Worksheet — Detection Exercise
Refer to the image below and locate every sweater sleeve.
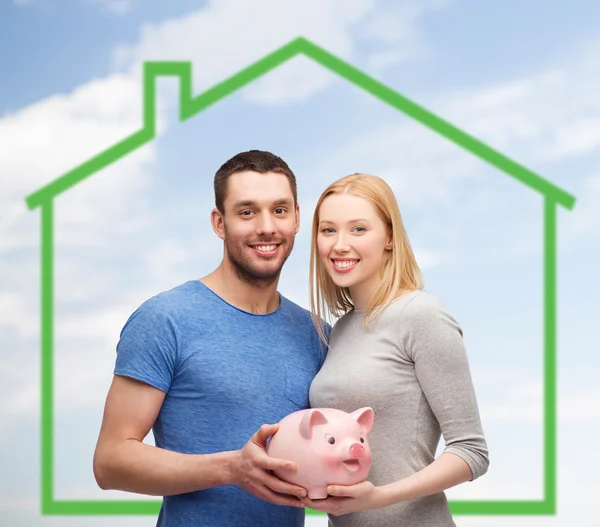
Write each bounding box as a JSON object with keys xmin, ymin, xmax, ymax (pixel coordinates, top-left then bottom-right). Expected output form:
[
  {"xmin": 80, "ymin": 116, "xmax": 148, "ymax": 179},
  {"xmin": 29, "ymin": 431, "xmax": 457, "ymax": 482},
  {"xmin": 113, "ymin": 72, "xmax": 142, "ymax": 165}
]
[{"xmin": 399, "ymin": 293, "xmax": 490, "ymax": 481}]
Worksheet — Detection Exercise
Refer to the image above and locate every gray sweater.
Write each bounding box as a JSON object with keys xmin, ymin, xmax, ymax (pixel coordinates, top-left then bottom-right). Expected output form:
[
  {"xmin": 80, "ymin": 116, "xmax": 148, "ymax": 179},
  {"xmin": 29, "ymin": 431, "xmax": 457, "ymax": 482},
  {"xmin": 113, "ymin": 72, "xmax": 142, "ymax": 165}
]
[{"xmin": 309, "ymin": 290, "xmax": 489, "ymax": 527}]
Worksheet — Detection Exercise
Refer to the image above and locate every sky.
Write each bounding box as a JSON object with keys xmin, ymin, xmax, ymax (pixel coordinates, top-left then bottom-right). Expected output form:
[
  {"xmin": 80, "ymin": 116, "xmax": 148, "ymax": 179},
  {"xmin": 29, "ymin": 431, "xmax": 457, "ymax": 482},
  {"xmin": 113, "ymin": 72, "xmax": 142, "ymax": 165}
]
[{"xmin": 1, "ymin": 1, "xmax": 600, "ymax": 526}]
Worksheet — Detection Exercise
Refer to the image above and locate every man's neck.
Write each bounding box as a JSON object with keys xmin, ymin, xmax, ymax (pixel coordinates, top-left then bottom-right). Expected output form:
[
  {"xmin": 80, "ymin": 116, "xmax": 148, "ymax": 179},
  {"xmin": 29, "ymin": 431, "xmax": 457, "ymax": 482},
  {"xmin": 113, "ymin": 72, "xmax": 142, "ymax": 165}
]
[{"xmin": 200, "ymin": 262, "xmax": 281, "ymax": 315}]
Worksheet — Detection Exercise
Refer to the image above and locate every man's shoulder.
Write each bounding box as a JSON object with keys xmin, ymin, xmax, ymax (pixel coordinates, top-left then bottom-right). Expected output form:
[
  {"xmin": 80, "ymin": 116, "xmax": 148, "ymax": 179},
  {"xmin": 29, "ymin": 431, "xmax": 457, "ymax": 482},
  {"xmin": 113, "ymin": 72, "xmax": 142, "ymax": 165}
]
[
  {"xmin": 130, "ymin": 280, "xmax": 203, "ymax": 319},
  {"xmin": 279, "ymin": 295, "xmax": 331, "ymax": 343},
  {"xmin": 279, "ymin": 294, "xmax": 311, "ymax": 317},
  {"xmin": 279, "ymin": 294, "xmax": 323, "ymax": 329}
]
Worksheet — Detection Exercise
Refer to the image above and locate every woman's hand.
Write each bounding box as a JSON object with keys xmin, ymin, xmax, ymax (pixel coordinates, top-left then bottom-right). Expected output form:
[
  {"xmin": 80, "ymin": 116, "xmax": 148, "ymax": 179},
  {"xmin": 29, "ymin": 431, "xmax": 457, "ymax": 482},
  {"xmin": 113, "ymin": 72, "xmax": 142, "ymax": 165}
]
[{"xmin": 300, "ymin": 481, "xmax": 389, "ymax": 516}]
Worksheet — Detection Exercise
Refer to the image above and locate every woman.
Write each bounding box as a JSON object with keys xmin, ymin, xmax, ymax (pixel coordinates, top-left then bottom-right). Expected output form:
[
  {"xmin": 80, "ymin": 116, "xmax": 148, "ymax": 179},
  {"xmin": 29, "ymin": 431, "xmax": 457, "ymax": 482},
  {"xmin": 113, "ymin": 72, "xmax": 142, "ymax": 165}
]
[{"xmin": 304, "ymin": 174, "xmax": 489, "ymax": 526}]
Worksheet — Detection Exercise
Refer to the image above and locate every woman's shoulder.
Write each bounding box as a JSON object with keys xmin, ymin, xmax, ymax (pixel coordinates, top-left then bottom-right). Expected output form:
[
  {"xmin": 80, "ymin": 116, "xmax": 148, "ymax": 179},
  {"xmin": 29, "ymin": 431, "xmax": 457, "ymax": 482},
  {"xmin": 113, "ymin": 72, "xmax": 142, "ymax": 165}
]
[
  {"xmin": 387, "ymin": 289, "xmax": 446, "ymax": 316},
  {"xmin": 383, "ymin": 289, "xmax": 460, "ymax": 329},
  {"xmin": 329, "ymin": 290, "xmax": 455, "ymax": 334}
]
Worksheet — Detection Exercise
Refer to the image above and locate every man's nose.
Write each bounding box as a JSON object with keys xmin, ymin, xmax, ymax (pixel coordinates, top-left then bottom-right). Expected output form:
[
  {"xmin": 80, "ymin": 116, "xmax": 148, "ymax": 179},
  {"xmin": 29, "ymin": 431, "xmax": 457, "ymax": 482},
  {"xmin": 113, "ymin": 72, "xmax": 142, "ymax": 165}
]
[{"xmin": 256, "ymin": 212, "xmax": 276, "ymax": 235}]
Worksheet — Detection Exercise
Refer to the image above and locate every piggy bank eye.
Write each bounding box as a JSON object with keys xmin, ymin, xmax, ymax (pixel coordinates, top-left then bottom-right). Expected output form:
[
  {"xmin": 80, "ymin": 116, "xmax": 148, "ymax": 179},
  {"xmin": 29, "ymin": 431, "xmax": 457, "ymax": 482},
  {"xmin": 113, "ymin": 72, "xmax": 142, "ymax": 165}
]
[
  {"xmin": 326, "ymin": 434, "xmax": 336, "ymax": 445},
  {"xmin": 360, "ymin": 437, "xmax": 365, "ymax": 443}
]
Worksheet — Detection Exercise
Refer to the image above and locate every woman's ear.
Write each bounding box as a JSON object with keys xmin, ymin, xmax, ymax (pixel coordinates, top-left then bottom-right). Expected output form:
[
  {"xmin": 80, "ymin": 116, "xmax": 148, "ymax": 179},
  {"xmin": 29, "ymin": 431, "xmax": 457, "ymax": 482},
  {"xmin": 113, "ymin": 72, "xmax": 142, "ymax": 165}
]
[{"xmin": 385, "ymin": 227, "xmax": 393, "ymax": 251}]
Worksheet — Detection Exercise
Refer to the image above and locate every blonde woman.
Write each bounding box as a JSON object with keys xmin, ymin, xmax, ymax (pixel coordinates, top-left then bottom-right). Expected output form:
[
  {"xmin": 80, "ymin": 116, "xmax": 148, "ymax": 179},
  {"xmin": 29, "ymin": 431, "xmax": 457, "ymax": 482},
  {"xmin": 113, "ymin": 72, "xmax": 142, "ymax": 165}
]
[{"xmin": 303, "ymin": 174, "xmax": 489, "ymax": 526}]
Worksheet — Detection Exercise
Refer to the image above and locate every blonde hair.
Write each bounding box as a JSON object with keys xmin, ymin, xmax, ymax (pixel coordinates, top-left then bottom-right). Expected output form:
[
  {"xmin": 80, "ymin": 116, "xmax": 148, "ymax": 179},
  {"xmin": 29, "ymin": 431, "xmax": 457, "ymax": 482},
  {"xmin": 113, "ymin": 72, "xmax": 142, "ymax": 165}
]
[{"xmin": 309, "ymin": 173, "xmax": 422, "ymax": 345}]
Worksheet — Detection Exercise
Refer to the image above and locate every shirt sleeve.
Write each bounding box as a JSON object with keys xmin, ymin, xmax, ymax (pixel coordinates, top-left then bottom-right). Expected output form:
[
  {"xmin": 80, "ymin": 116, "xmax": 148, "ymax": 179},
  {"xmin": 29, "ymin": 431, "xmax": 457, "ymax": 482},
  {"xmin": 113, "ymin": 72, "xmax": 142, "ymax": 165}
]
[
  {"xmin": 113, "ymin": 296, "xmax": 178, "ymax": 393},
  {"xmin": 400, "ymin": 293, "xmax": 490, "ymax": 481}
]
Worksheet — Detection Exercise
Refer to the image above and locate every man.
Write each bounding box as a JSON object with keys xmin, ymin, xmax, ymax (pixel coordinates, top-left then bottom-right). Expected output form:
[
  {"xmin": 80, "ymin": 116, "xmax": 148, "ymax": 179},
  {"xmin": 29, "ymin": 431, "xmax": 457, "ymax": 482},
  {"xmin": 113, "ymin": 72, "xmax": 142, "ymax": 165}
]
[{"xmin": 93, "ymin": 150, "xmax": 327, "ymax": 526}]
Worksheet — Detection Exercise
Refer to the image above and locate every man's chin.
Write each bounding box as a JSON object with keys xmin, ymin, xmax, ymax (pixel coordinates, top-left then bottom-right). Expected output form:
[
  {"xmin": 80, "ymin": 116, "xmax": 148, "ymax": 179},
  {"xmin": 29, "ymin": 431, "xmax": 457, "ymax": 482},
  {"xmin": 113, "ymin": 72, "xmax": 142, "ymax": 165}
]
[
  {"xmin": 248, "ymin": 265, "xmax": 283, "ymax": 280},
  {"xmin": 230, "ymin": 260, "xmax": 284, "ymax": 283}
]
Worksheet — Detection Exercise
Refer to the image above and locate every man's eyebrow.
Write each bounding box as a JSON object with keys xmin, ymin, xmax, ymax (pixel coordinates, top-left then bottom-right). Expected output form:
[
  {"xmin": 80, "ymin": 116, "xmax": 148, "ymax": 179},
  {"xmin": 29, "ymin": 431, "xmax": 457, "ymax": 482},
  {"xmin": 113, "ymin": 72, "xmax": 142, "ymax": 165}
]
[
  {"xmin": 273, "ymin": 198, "xmax": 294, "ymax": 206},
  {"xmin": 232, "ymin": 200, "xmax": 256, "ymax": 208},
  {"xmin": 232, "ymin": 198, "xmax": 294, "ymax": 208}
]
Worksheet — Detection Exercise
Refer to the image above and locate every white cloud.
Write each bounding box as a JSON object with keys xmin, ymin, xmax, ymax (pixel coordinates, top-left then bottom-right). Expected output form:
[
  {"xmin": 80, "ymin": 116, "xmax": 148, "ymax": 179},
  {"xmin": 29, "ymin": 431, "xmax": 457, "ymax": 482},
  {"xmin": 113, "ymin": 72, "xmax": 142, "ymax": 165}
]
[
  {"xmin": 309, "ymin": 37, "xmax": 600, "ymax": 254},
  {"xmin": 0, "ymin": 73, "xmax": 155, "ymax": 219},
  {"xmin": 318, "ymin": 120, "xmax": 482, "ymax": 208},
  {"xmin": 559, "ymin": 386, "xmax": 600, "ymax": 424},
  {"xmin": 566, "ymin": 173, "xmax": 600, "ymax": 236},
  {"xmin": 360, "ymin": 0, "xmax": 450, "ymax": 73},
  {"xmin": 481, "ymin": 380, "xmax": 543, "ymax": 423},
  {"xmin": 434, "ymin": 45, "xmax": 600, "ymax": 244},
  {"xmin": 439, "ymin": 42, "xmax": 600, "ymax": 165},
  {"xmin": 110, "ymin": 0, "xmax": 443, "ymax": 106},
  {"xmin": 0, "ymin": 289, "xmax": 38, "ymax": 340},
  {"xmin": 0, "ymin": 70, "xmax": 170, "ymax": 425},
  {"xmin": 475, "ymin": 377, "xmax": 600, "ymax": 427},
  {"xmin": 91, "ymin": 0, "xmax": 136, "ymax": 15}
]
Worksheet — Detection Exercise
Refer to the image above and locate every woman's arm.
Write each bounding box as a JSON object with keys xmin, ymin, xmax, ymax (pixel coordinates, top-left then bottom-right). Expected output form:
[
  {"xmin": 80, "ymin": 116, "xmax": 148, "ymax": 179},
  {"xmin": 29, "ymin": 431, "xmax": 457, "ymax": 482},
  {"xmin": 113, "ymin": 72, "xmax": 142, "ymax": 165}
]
[
  {"xmin": 375, "ymin": 452, "xmax": 473, "ymax": 506},
  {"xmin": 303, "ymin": 294, "xmax": 489, "ymax": 515},
  {"xmin": 403, "ymin": 294, "xmax": 489, "ymax": 481}
]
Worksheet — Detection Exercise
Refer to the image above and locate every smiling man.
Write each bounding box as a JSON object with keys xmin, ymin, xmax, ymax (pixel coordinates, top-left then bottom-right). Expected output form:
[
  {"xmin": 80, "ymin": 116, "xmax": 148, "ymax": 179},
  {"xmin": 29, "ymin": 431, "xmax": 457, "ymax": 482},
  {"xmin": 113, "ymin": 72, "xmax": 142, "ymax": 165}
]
[{"xmin": 93, "ymin": 150, "xmax": 328, "ymax": 527}]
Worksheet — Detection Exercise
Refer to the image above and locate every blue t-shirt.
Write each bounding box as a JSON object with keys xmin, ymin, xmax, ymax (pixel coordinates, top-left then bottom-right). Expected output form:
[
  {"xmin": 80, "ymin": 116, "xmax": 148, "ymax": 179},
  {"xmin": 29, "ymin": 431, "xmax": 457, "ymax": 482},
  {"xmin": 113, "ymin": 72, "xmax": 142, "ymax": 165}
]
[{"xmin": 114, "ymin": 280, "xmax": 327, "ymax": 527}]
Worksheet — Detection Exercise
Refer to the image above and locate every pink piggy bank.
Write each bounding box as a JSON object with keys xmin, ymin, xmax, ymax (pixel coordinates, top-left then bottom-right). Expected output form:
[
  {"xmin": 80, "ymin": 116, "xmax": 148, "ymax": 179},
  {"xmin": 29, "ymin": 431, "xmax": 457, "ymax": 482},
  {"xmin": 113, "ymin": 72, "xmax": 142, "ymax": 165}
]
[{"xmin": 267, "ymin": 407, "xmax": 374, "ymax": 499}]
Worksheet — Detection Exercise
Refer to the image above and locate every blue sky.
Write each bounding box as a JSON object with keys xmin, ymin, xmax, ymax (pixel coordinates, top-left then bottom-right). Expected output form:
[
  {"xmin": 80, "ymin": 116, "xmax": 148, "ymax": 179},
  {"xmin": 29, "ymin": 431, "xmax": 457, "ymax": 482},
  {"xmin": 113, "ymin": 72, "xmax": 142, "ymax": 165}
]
[
  {"xmin": 1, "ymin": 1, "xmax": 600, "ymax": 526},
  {"xmin": 4, "ymin": 0, "xmax": 600, "ymax": 113}
]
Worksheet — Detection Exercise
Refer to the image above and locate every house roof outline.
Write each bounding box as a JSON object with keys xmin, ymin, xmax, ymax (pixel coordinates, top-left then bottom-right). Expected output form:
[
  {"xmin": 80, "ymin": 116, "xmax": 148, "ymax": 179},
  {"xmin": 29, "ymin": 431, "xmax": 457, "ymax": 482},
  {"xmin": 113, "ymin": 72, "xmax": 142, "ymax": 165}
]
[
  {"xmin": 25, "ymin": 36, "xmax": 575, "ymax": 210},
  {"xmin": 24, "ymin": 36, "xmax": 572, "ymax": 517}
]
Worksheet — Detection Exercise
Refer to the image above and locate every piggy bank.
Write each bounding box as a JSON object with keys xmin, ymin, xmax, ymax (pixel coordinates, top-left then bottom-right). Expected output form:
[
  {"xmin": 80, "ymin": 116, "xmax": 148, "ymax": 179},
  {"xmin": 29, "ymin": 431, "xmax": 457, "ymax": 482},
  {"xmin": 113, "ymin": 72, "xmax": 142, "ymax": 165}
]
[{"xmin": 267, "ymin": 407, "xmax": 374, "ymax": 499}]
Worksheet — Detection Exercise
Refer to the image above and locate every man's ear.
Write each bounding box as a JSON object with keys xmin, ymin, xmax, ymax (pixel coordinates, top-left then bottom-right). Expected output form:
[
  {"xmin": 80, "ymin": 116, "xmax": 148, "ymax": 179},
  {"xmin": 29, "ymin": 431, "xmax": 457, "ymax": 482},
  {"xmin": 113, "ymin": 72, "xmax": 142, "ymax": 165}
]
[
  {"xmin": 211, "ymin": 208, "xmax": 225, "ymax": 241},
  {"xmin": 295, "ymin": 202, "xmax": 300, "ymax": 234}
]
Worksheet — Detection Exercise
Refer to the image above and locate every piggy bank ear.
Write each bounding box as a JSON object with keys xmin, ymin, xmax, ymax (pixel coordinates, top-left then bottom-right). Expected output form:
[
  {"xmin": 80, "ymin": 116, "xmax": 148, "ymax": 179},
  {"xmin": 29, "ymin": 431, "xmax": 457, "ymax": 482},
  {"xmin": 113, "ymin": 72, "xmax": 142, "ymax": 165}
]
[
  {"xmin": 299, "ymin": 409, "xmax": 328, "ymax": 440},
  {"xmin": 351, "ymin": 407, "xmax": 374, "ymax": 435}
]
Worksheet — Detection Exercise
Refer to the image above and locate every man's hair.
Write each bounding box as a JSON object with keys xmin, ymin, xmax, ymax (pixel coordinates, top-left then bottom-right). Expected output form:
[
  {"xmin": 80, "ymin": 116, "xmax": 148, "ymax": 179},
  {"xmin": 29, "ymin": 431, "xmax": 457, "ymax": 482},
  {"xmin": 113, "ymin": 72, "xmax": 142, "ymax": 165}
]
[{"xmin": 214, "ymin": 150, "xmax": 298, "ymax": 213}]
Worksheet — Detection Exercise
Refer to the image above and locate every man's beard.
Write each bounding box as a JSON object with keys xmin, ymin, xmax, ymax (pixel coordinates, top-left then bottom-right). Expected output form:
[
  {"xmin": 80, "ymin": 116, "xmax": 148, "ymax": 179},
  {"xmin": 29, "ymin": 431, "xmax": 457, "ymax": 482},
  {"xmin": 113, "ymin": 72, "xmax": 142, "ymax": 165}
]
[{"xmin": 224, "ymin": 232, "xmax": 294, "ymax": 288}]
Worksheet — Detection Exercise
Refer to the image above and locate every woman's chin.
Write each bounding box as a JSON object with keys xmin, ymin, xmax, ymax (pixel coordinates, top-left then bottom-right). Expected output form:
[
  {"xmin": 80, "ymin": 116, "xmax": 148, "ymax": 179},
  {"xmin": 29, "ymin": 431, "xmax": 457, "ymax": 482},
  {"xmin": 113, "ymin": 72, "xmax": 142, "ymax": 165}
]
[{"xmin": 328, "ymin": 274, "xmax": 356, "ymax": 289}]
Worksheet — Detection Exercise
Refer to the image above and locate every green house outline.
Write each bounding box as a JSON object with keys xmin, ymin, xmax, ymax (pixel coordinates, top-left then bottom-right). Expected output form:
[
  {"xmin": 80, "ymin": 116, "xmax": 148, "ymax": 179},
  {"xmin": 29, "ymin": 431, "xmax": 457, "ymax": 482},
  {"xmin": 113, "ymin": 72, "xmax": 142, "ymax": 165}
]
[{"xmin": 25, "ymin": 36, "xmax": 575, "ymax": 517}]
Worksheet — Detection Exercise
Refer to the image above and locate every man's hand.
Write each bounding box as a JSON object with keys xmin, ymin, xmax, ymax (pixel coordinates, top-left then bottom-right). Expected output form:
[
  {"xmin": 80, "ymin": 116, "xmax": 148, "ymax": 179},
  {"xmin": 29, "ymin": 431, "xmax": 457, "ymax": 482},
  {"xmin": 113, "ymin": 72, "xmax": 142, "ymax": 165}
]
[{"xmin": 230, "ymin": 424, "xmax": 307, "ymax": 508}]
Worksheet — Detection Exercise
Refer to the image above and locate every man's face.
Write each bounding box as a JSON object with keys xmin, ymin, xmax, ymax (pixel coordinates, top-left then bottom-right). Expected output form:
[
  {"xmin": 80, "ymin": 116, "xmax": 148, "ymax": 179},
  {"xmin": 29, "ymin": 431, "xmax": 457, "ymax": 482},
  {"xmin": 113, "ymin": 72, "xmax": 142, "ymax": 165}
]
[{"xmin": 218, "ymin": 171, "xmax": 299, "ymax": 284}]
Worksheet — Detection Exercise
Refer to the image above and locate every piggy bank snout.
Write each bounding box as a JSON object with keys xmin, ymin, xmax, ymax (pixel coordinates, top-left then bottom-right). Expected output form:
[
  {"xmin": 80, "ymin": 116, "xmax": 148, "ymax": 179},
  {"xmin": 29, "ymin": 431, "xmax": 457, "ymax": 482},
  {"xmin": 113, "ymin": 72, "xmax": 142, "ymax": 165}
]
[{"xmin": 348, "ymin": 442, "xmax": 368, "ymax": 458}]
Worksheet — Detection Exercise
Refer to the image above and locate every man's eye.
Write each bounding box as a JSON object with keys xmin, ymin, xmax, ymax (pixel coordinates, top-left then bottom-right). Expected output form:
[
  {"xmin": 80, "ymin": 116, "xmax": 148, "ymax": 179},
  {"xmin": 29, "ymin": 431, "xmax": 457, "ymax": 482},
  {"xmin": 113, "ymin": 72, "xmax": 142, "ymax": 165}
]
[
  {"xmin": 240, "ymin": 211, "xmax": 253, "ymax": 216},
  {"xmin": 275, "ymin": 208, "xmax": 286, "ymax": 214}
]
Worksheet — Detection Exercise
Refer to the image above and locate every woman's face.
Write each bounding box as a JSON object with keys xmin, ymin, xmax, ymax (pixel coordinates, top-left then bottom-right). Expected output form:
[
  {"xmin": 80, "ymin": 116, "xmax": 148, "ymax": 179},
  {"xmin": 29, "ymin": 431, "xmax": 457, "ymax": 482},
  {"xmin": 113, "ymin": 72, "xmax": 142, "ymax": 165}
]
[{"xmin": 317, "ymin": 193, "xmax": 392, "ymax": 308}]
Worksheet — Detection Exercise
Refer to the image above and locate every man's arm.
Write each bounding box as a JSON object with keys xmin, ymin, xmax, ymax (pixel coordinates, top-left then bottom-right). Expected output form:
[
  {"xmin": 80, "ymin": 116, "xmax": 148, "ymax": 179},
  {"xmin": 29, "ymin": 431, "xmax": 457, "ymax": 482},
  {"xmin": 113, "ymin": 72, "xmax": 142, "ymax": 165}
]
[{"xmin": 93, "ymin": 375, "xmax": 307, "ymax": 506}]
